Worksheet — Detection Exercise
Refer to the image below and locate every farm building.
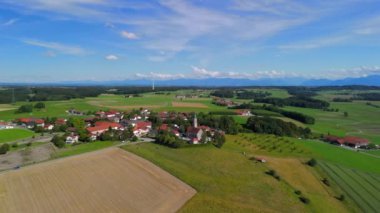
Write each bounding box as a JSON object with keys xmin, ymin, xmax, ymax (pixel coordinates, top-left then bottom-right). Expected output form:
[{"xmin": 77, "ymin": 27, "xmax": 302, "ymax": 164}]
[
  {"xmin": 0, "ymin": 122, "xmax": 14, "ymax": 129},
  {"xmin": 324, "ymin": 135, "xmax": 369, "ymax": 148}
]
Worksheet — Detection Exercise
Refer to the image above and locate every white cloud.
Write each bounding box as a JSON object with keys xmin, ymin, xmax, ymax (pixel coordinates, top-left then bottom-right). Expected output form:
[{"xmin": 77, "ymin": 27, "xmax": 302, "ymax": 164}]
[
  {"xmin": 279, "ymin": 36, "xmax": 350, "ymax": 50},
  {"xmin": 105, "ymin": 54, "xmax": 119, "ymax": 60},
  {"xmin": 120, "ymin": 30, "xmax": 138, "ymax": 39},
  {"xmin": 134, "ymin": 66, "xmax": 294, "ymax": 80},
  {"xmin": 322, "ymin": 66, "xmax": 380, "ymax": 79},
  {"xmin": 2, "ymin": 18, "xmax": 18, "ymax": 26},
  {"xmin": 23, "ymin": 39, "xmax": 87, "ymax": 56}
]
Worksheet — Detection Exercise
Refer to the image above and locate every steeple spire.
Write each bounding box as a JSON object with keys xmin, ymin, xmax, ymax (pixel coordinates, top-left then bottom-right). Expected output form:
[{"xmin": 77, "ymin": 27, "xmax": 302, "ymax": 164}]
[{"xmin": 193, "ymin": 114, "xmax": 198, "ymax": 128}]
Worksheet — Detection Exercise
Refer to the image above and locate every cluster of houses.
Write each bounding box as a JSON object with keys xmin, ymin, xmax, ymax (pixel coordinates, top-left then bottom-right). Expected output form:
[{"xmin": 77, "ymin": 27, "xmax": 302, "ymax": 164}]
[
  {"xmin": 212, "ymin": 97, "xmax": 237, "ymax": 107},
  {"xmin": 324, "ymin": 135, "xmax": 370, "ymax": 149},
  {"xmin": 12, "ymin": 108, "xmax": 223, "ymax": 146},
  {"xmin": 0, "ymin": 122, "xmax": 14, "ymax": 129}
]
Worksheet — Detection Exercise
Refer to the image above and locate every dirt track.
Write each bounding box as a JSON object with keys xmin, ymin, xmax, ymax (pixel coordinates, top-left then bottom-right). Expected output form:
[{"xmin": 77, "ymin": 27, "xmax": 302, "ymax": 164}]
[
  {"xmin": 0, "ymin": 148, "xmax": 196, "ymax": 213},
  {"xmin": 172, "ymin": 102, "xmax": 208, "ymax": 108}
]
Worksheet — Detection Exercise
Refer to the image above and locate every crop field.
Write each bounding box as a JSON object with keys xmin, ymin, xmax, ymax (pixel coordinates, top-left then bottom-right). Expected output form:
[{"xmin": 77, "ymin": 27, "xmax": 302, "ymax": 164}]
[
  {"xmin": 0, "ymin": 148, "xmax": 196, "ymax": 213},
  {"xmin": 283, "ymin": 100, "xmax": 380, "ymax": 144},
  {"xmin": 319, "ymin": 161, "xmax": 380, "ymax": 213},
  {"xmin": 0, "ymin": 104, "xmax": 16, "ymax": 112},
  {"xmin": 0, "ymin": 129, "xmax": 35, "ymax": 143},
  {"xmin": 299, "ymin": 140, "xmax": 380, "ymax": 174},
  {"xmin": 265, "ymin": 157, "xmax": 348, "ymax": 213},
  {"xmin": 227, "ymin": 134, "xmax": 311, "ymax": 157},
  {"xmin": 171, "ymin": 101, "xmax": 208, "ymax": 108}
]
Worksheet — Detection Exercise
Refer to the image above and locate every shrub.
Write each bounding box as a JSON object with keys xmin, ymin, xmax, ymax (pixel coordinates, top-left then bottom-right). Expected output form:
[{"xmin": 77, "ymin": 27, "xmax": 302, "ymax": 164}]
[
  {"xmin": 294, "ymin": 190, "xmax": 302, "ymax": 195},
  {"xmin": 0, "ymin": 143, "xmax": 10, "ymax": 154},
  {"xmin": 322, "ymin": 178, "xmax": 330, "ymax": 186},
  {"xmin": 337, "ymin": 194, "xmax": 345, "ymax": 201},
  {"xmin": 26, "ymin": 142, "xmax": 32, "ymax": 147},
  {"xmin": 299, "ymin": 196, "xmax": 310, "ymax": 204},
  {"xmin": 34, "ymin": 102, "xmax": 46, "ymax": 109},
  {"xmin": 16, "ymin": 104, "xmax": 33, "ymax": 113},
  {"xmin": 307, "ymin": 158, "xmax": 317, "ymax": 167},
  {"xmin": 11, "ymin": 143, "xmax": 18, "ymax": 148}
]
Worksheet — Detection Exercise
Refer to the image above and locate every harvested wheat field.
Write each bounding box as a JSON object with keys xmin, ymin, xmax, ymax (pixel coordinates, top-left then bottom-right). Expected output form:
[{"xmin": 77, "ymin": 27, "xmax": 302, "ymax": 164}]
[
  {"xmin": 172, "ymin": 102, "xmax": 208, "ymax": 108},
  {"xmin": 0, "ymin": 148, "xmax": 196, "ymax": 213}
]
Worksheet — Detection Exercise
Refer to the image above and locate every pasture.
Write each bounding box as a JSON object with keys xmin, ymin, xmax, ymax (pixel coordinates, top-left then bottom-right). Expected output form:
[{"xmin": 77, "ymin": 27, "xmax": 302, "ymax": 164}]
[
  {"xmin": 123, "ymin": 139, "xmax": 349, "ymax": 212},
  {"xmin": 0, "ymin": 148, "xmax": 196, "ymax": 213},
  {"xmin": 319, "ymin": 161, "xmax": 380, "ymax": 213},
  {"xmin": 0, "ymin": 129, "xmax": 35, "ymax": 143},
  {"xmin": 283, "ymin": 100, "xmax": 380, "ymax": 144}
]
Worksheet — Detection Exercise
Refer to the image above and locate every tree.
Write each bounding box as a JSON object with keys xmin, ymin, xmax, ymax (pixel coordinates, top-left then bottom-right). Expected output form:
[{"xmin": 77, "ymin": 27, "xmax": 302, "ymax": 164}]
[
  {"xmin": 51, "ymin": 135, "xmax": 65, "ymax": 148},
  {"xmin": 16, "ymin": 104, "xmax": 33, "ymax": 113},
  {"xmin": 0, "ymin": 143, "xmax": 10, "ymax": 154},
  {"xmin": 34, "ymin": 102, "xmax": 46, "ymax": 109},
  {"xmin": 344, "ymin": 111, "xmax": 348, "ymax": 117},
  {"xmin": 307, "ymin": 158, "xmax": 317, "ymax": 167}
]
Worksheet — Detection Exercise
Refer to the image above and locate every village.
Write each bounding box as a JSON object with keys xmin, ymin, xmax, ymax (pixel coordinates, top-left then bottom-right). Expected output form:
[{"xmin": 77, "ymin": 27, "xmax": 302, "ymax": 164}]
[{"xmin": 3, "ymin": 108, "xmax": 227, "ymax": 147}]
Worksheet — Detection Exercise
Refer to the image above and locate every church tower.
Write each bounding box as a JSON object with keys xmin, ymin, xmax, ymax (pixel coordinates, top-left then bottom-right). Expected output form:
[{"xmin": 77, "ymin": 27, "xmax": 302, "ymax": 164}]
[{"xmin": 193, "ymin": 114, "xmax": 198, "ymax": 128}]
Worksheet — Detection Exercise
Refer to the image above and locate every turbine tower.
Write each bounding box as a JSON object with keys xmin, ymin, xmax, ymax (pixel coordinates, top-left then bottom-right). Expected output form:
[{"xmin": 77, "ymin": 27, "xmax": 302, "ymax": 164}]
[{"xmin": 152, "ymin": 79, "xmax": 155, "ymax": 91}]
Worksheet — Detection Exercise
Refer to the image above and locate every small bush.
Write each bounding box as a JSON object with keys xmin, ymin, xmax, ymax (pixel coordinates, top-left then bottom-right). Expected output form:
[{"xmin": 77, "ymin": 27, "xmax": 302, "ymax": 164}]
[
  {"xmin": 337, "ymin": 194, "xmax": 345, "ymax": 201},
  {"xmin": 299, "ymin": 196, "xmax": 310, "ymax": 204},
  {"xmin": 322, "ymin": 178, "xmax": 330, "ymax": 186},
  {"xmin": 11, "ymin": 143, "xmax": 18, "ymax": 148},
  {"xmin": 0, "ymin": 143, "xmax": 10, "ymax": 155},
  {"xmin": 26, "ymin": 142, "xmax": 32, "ymax": 147},
  {"xmin": 307, "ymin": 158, "xmax": 317, "ymax": 167},
  {"xmin": 294, "ymin": 190, "xmax": 302, "ymax": 195}
]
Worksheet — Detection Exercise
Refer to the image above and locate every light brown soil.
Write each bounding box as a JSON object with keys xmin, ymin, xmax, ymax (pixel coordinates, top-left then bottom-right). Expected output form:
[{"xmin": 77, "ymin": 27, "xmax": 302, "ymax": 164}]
[
  {"xmin": 0, "ymin": 148, "xmax": 196, "ymax": 213},
  {"xmin": 172, "ymin": 102, "xmax": 208, "ymax": 108}
]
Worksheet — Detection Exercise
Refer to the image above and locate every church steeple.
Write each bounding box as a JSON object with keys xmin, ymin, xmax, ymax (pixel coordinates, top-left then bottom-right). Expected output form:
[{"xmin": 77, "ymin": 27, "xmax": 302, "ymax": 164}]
[{"xmin": 193, "ymin": 114, "xmax": 198, "ymax": 128}]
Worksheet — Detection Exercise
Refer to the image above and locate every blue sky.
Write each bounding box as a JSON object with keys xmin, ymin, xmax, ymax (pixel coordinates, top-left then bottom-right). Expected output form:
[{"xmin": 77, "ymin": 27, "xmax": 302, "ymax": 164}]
[{"xmin": 1, "ymin": 0, "xmax": 380, "ymax": 82}]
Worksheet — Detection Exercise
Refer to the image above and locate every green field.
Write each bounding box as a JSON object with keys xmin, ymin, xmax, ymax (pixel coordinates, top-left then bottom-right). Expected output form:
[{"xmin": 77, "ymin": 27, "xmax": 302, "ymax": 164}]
[
  {"xmin": 0, "ymin": 129, "xmax": 35, "ymax": 143},
  {"xmin": 123, "ymin": 137, "xmax": 351, "ymax": 212},
  {"xmin": 51, "ymin": 141, "xmax": 119, "ymax": 158},
  {"xmin": 319, "ymin": 161, "xmax": 380, "ymax": 213},
  {"xmin": 123, "ymin": 142, "xmax": 310, "ymax": 212},
  {"xmin": 283, "ymin": 100, "xmax": 380, "ymax": 144}
]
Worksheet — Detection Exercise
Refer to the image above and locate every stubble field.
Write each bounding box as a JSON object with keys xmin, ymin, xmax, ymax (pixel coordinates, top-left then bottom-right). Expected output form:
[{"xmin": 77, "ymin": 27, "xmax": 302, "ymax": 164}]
[{"xmin": 0, "ymin": 148, "xmax": 196, "ymax": 213}]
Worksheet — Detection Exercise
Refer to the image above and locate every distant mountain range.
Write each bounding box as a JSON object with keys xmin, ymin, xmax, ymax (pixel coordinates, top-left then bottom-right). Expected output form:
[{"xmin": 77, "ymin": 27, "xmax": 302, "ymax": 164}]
[{"xmin": 2, "ymin": 75, "xmax": 380, "ymax": 87}]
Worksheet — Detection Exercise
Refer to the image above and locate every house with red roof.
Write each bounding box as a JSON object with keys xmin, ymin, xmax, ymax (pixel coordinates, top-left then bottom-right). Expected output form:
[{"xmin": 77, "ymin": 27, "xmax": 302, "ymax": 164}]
[
  {"xmin": 324, "ymin": 135, "xmax": 369, "ymax": 148},
  {"xmin": 66, "ymin": 133, "xmax": 79, "ymax": 144},
  {"xmin": 17, "ymin": 118, "xmax": 45, "ymax": 129},
  {"xmin": 186, "ymin": 126, "xmax": 203, "ymax": 144},
  {"xmin": 133, "ymin": 121, "xmax": 152, "ymax": 137},
  {"xmin": 236, "ymin": 109, "xmax": 252, "ymax": 116},
  {"xmin": 86, "ymin": 121, "xmax": 124, "ymax": 139},
  {"xmin": 55, "ymin": 118, "xmax": 67, "ymax": 126},
  {"xmin": 0, "ymin": 122, "xmax": 14, "ymax": 129}
]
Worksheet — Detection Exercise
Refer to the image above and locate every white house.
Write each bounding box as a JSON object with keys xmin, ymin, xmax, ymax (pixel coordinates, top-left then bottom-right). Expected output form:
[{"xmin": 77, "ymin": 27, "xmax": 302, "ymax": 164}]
[{"xmin": 66, "ymin": 134, "xmax": 79, "ymax": 144}]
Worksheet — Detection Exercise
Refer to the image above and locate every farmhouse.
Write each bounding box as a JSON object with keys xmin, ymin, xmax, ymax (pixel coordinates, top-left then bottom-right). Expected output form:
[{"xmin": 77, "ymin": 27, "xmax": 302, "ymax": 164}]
[
  {"xmin": 158, "ymin": 124, "xmax": 180, "ymax": 137},
  {"xmin": 17, "ymin": 118, "xmax": 45, "ymax": 129},
  {"xmin": 324, "ymin": 135, "xmax": 369, "ymax": 148},
  {"xmin": 133, "ymin": 121, "xmax": 152, "ymax": 137},
  {"xmin": 236, "ymin": 109, "xmax": 252, "ymax": 116},
  {"xmin": 55, "ymin": 118, "xmax": 67, "ymax": 126},
  {"xmin": 87, "ymin": 121, "xmax": 124, "ymax": 139},
  {"xmin": 66, "ymin": 133, "xmax": 79, "ymax": 144},
  {"xmin": 0, "ymin": 122, "xmax": 14, "ymax": 129}
]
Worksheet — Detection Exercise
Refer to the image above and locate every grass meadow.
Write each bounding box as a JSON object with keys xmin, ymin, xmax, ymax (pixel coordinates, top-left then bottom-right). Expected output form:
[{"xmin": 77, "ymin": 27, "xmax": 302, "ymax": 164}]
[
  {"xmin": 0, "ymin": 129, "xmax": 35, "ymax": 143},
  {"xmin": 319, "ymin": 161, "xmax": 380, "ymax": 213},
  {"xmin": 123, "ymin": 135, "xmax": 350, "ymax": 212}
]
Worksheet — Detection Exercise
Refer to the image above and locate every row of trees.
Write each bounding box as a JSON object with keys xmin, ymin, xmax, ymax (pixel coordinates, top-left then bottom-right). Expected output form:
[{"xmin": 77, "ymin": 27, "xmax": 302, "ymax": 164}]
[
  {"xmin": 155, "ymin": 131, "xmax": 187, "ymax": 148},
  {"xmin": 16, "ymin": 102, "xmax": 45, "ymax": 113},
  {"xmin": 210, "ymin": 90, "xmax": 234, "ymax": 98},
  {"xmin": 254, "ymin": 96, "xmax": 330, "ymax": 109},
  {"xmin": 236, "ymin": 90, "xmax": 271, "ymax": 99},
  {"xmin": 246, "ymin": 116, "xmax": 311, "ymax": 137},
  {"xmin": 197, "ymin": 113, "xmax": 241, "ymax": 134}
]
